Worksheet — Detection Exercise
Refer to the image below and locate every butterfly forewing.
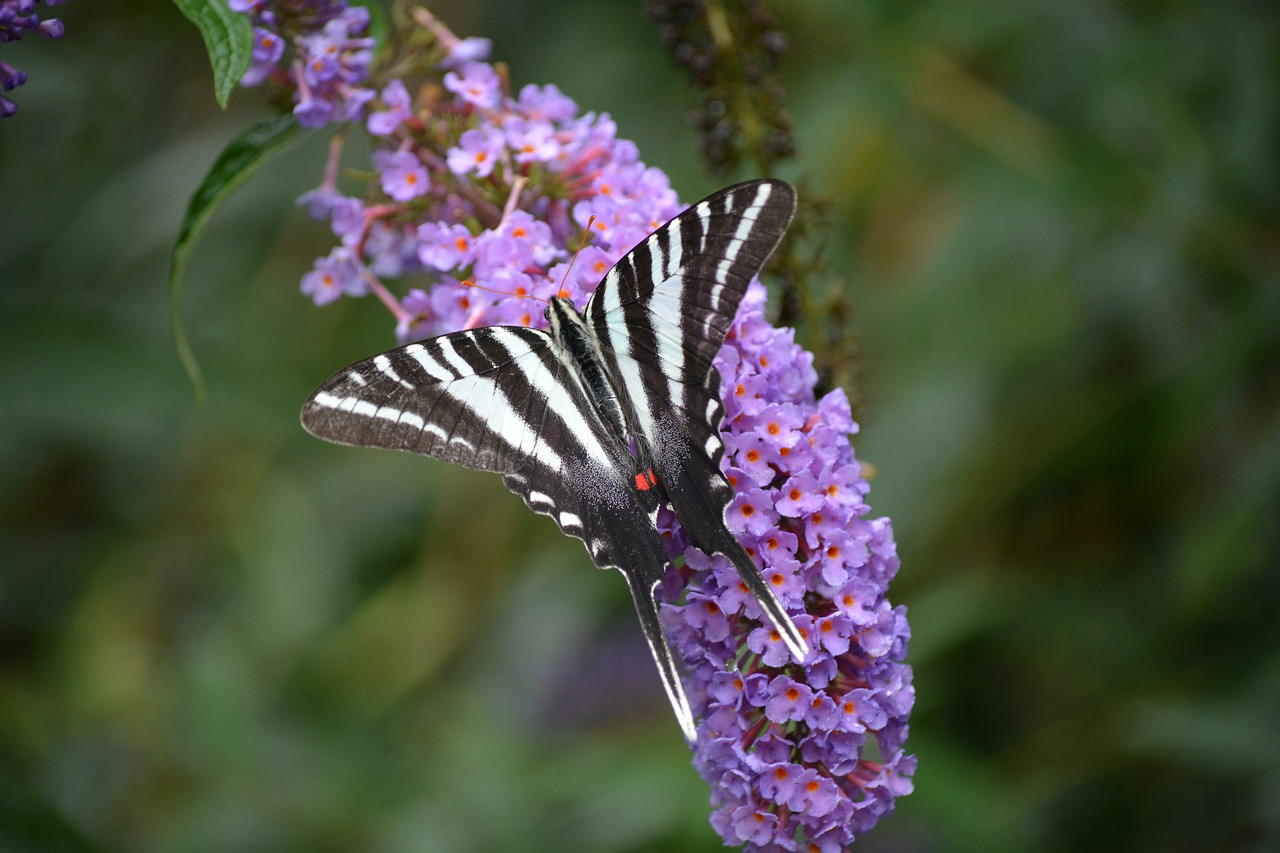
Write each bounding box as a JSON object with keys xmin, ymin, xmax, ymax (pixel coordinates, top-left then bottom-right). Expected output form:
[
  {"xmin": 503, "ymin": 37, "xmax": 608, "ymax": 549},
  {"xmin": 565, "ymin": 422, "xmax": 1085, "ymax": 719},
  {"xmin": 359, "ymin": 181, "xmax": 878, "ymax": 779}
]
[
  {"xmin": 587, "ymin": 180, "xmax": 797, "ymax": 410},
  {"xmin": 306, "ymin": 326, "xmax": 622, "ymax": 542},
  {"xmin": 304, "ymin": 327, "xmax": 550, "ymax": 471}
]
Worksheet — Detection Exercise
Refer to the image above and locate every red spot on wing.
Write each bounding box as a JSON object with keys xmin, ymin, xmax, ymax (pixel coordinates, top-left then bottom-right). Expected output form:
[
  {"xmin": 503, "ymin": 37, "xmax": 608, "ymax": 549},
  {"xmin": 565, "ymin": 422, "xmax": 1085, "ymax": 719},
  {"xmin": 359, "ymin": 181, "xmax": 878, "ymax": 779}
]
[{"xmin": 634, "ymin": 468, "xmax": 658, "ymax": 491}]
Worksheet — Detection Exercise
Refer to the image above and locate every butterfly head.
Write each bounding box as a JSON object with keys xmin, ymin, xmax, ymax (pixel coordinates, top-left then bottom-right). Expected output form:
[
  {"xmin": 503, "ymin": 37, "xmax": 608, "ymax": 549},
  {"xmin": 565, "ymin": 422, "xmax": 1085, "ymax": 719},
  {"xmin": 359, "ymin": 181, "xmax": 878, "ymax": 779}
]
[{"xmin": 544, "ymin": 295, "xmax": 579, "ymax": 331}]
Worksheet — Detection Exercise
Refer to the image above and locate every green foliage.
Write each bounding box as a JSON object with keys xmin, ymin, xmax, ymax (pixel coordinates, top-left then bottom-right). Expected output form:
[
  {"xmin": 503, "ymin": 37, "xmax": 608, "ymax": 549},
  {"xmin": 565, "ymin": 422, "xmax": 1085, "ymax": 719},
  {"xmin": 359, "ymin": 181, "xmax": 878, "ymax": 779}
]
[
  {"xmin": 172, "ymin": 0, "xmax": 255, "ymax": 108},
  {"xmin": 170, "ymin": 113, "xmax": 302, "ymax": 402}
]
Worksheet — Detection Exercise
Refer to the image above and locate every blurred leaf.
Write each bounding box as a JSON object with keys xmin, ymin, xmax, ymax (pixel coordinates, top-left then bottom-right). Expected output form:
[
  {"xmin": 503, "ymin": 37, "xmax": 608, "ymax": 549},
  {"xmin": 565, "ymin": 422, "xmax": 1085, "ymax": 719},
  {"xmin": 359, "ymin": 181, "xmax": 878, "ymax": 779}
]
[
  {"xmin": 0, "ymin": 764, "xmax": 109, "ymax": 853},
  {"xmin": 899, "ymin": 571, "xmax": 1009, "ymax": 665},
  {"xmin": 169, "ymin": 113, "xmax": 302, "ymax": 403},
  {"xmin": 171, "ymin": 0, "xmax": 254, "ymax": 108}
]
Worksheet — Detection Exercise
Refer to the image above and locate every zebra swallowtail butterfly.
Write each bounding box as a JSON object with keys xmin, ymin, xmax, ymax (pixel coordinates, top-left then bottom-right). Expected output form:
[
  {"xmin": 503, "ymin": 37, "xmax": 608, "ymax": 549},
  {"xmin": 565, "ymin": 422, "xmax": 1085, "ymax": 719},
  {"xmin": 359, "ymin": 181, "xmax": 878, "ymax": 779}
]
[{"xmin": 302, "ymin": 180, "xmax": 808, "ymax": 741}]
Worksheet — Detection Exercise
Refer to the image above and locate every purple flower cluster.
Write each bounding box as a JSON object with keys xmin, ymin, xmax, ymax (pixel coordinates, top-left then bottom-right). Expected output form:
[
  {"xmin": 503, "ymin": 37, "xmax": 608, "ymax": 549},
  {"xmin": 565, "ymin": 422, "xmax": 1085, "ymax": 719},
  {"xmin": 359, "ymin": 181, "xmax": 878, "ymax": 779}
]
[
  {"xmin": 231, "ymin": 0, "xmax": 373, "ymax": 127},
  {"xmin": 234, "ymin": 5, "xmax": 914, "ymax": 847},
  {"xmin": 278, "ymin": 26, "xmax": 682, "ymax": 344},
  {"xmin": 655, "ymin": 284, "xmax": 915, "ymax": 851},
  {"xmin": 0, "ymin": 0, "xmax": 66, "ymax": 118}
]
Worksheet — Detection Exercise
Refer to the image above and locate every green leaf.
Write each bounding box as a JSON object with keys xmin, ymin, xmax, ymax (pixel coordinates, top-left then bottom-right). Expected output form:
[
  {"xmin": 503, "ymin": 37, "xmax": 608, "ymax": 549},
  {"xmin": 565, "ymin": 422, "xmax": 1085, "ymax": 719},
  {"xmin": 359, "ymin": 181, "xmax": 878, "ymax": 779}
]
[
  {"xmin": 172, "ymin": 0, "xmax": 254, "ymax": 108},
  {"xmin": 170, "ymin": 113, "xmax": 303, "ymax": 402}
]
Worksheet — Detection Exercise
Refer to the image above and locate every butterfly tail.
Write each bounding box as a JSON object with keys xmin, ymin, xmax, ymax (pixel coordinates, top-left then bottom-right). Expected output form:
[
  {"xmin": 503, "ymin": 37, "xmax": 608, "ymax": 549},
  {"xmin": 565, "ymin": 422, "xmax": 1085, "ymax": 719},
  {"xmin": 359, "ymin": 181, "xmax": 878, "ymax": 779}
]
[
  {"xmin": 620, "ymin": 563, "xmax": 698, "ymax": 742},
  {"xmin": 652, "ymin": 431, "xmax": 811, "ymax": 663},
  {"xmin": 718, "ymin": 537, "xmax": 809, "ymax": 662}
]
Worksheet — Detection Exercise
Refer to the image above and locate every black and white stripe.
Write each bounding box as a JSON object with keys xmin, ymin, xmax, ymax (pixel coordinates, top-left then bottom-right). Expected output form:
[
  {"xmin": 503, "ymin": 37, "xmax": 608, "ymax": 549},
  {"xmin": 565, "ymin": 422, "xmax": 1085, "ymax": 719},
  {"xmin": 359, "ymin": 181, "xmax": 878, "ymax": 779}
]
[{"xmin": 302, "ymin": 180, "xmax": 802, "ymax": 741}]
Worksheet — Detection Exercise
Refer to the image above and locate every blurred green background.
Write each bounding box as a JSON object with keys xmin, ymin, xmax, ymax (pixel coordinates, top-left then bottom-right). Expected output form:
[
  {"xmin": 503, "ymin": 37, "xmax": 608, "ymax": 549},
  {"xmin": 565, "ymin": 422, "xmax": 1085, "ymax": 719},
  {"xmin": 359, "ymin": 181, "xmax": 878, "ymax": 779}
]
[{"xmin": 3, "ymin": 1, "xmax": 1278, "ymax": 851}]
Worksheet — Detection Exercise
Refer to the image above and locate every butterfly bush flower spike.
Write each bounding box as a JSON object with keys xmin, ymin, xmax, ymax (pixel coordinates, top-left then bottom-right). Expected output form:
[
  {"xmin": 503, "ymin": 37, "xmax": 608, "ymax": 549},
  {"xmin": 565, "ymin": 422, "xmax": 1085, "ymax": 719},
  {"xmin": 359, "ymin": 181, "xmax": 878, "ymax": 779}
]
[
  {"xmin": 660, "ymin": 285, "xmax": 916, "ymax": 850},
  {"xmin": 232, "ymin": 3, "xmax": 914, "ymax": 847}
]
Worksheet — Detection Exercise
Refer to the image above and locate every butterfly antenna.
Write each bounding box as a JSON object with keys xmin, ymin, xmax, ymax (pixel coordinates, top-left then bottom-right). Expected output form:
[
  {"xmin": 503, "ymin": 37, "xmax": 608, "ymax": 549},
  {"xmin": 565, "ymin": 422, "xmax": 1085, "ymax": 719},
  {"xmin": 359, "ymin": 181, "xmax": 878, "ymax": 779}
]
[
  {"xmin": 462, "ymin": 278, "xmax": 549, "ymax": 306},
  {"xmin": 553, "ymin": 214, "xmax": 597, "ymax": 300}
]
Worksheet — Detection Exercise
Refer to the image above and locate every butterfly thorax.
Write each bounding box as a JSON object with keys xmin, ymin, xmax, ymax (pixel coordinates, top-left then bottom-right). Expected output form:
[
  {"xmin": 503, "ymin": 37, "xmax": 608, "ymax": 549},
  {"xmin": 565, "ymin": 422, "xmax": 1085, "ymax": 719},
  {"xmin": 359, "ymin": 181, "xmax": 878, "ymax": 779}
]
[{"xmin": 545, "ymin": 296, "xmax": 631, "ymax": 450}]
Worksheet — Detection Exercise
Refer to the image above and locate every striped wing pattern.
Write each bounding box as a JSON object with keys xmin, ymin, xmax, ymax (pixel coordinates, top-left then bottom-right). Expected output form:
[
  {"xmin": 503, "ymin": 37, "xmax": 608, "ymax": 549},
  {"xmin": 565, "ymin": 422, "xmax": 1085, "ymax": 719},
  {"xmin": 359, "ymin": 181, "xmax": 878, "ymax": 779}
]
[
  {"xmin": 302, "ymin": 180, "xmax": 801, "ymax": 742},
  {"xmin": 303, "ymin": 326, "xmax": 695, "ymax": 736},
  {"xmin": 586, "ymin": 180, "xmax": 804, "ymax": 662},
  {"xmin": 301, "ymin": 324, "xmax": 672, "ymax": 582}
]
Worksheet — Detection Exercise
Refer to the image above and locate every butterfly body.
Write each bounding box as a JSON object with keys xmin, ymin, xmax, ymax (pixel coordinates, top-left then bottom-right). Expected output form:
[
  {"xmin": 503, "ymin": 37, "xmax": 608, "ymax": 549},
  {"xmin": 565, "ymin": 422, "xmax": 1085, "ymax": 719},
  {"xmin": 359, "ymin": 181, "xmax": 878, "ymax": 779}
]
[
  {"xmin": 545, "ymin": 295, "xmax": 634, "ymax": 453},
  {"xmin": 303, "ymin": 180, "xmax": 807, "ymax": 741}
]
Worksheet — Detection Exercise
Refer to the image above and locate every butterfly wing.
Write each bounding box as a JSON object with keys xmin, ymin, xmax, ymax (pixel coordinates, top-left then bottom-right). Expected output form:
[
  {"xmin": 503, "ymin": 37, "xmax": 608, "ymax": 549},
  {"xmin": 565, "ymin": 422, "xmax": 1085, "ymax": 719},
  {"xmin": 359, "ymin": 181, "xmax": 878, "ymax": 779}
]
[
  {"xmin": 303, "ymin": 327, "xmax": 555, "ymax": 471},
  {"xmin": 584, "ymin": 179, "xmax": 808, "ymax": 660},
  {"xmin": 301, "ymin": 325, "xmax": 697, "ymax": 740}
]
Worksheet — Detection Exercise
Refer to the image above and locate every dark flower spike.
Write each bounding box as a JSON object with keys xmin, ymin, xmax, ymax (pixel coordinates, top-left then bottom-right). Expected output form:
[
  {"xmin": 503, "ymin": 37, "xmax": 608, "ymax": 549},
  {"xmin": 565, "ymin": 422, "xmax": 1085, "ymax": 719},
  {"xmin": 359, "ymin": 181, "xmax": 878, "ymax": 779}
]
[{"xmin": 0, "ymin": 0, "xmax": 66, "ymax": 117}]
